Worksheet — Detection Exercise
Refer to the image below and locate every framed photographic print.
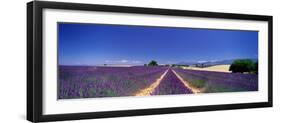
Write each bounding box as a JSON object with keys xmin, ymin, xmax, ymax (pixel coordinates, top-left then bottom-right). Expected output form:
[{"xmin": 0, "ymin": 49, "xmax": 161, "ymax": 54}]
[{"xmin": 27, "ymin": 1, "xmax": 273, "ymax": 122}]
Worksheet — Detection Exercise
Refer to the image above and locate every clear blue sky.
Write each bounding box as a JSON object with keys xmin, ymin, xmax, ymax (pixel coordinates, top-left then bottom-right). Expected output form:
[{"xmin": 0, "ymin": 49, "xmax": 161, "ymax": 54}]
[{"xmin": 58, "ymin": 23, "xmax": 258, "ymax": 66}]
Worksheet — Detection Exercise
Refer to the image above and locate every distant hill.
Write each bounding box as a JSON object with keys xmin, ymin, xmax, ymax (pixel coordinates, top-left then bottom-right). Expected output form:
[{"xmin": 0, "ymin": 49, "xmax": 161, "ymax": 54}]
[
  {"xmin": 177, "ymin": 61, "xmax": 197, "ymax": 65},
  {"xmin": 177, "ymin": 58, "xmax": 258, "ymax": 67}
]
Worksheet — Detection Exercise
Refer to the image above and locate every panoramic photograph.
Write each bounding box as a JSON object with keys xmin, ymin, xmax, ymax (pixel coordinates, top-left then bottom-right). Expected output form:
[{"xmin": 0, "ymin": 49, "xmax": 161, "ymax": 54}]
[{"xmin": 58, "ymin": 23, "xmax": 258, "ymax": 99}]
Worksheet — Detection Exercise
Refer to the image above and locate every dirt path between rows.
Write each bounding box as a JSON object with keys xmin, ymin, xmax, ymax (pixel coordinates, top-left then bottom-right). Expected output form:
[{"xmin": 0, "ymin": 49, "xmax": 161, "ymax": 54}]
[
  {"xmin": 135, "ymin": 69, "xmax": 169, "ymax": 96},
  {"xmin": 135, "ymin": 68, "xmax": 199, "ymax": 96},
  {"xmin": 171, "ymin": 70, "xmax": 201, "ymax": 93}
]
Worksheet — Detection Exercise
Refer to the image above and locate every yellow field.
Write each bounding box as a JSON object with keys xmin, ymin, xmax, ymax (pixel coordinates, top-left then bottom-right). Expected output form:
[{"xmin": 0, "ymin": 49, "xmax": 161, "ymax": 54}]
[{"xmin": 183, "ymin": 65, "xmax": 231, "ymax": 73}]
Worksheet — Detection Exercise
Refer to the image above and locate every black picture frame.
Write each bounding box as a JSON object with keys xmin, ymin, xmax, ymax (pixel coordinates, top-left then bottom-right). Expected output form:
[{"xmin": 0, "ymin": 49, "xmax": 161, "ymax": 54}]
[{"xmin": 27, "ymin": 1, "xmax": 273, "ymax": 122}]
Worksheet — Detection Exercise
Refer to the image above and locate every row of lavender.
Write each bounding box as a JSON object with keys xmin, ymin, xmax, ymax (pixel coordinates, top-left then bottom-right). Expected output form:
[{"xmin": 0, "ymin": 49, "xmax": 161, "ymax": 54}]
[
  {"xmin": 173, "ymin": 68, "xmax": 258, "ymax": 93},
  {"xmin": 152, "ymin": 69, "xmax": 193, "ymax": 95},
  {"xmin": 59, "ymin": 66, "xmax": 167, "ymax": 99}
]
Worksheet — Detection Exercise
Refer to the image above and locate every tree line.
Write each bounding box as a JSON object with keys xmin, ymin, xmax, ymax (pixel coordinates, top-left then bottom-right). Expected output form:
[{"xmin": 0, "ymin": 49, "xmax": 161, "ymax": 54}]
[{"xmin": 229, "ymin": 59, "xmax": 258, "ymax": 74}]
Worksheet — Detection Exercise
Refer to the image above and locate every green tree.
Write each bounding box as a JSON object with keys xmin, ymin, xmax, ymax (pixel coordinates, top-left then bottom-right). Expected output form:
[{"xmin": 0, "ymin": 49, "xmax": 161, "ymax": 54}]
[
  {"xmin": 229, "ymin": 59, "xmax": 255, "ymax": 73},
  {"xmin": 148, "ymin": 60, "xmax": 158, "ymax": 66}
]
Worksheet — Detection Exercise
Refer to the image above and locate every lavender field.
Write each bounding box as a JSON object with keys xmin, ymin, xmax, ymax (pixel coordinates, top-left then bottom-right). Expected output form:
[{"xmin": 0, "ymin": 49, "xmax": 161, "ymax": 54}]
[
  {"xmin": 58, "ymin": 66, "xmax": 258, "ymax": 99},
  {"xmin": 58, "ymin": 66, "xmax": 167, "ymax": 99},
  {"xmin": 173, "ymin": 68, "xmax": 258, "ymax": 93}
]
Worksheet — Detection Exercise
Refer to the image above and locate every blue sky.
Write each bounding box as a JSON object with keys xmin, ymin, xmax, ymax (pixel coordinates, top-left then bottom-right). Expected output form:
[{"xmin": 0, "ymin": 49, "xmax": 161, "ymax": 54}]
[{"xmin": 58, "ymin": 23, "xmax": 258, "ymax": 66}]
